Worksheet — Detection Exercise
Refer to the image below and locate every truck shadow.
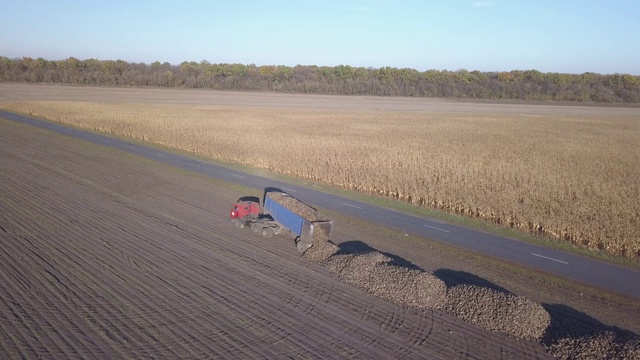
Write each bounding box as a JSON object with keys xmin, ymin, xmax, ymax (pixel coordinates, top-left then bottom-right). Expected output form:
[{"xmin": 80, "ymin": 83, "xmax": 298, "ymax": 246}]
[
  {"xmin": 337, "ymin": 240, "xmax": 423, "ymax": 271},
  {"xmin": 237, "ymin": 196, "xmax": 260, "ymax": 203}
]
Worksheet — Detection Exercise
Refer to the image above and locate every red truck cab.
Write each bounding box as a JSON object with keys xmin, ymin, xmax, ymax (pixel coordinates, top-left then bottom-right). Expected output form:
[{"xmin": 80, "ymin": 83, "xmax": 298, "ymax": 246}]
[{"xmin": 230, "ymin": 201, "xmax": 260, "ymax": 222}]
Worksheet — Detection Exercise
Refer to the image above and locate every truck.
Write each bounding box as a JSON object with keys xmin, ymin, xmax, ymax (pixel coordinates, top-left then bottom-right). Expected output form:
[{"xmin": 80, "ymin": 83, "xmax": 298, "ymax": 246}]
[{"xmin": 229, "ymin": 189, "xmax": 334, "ymax": 253}]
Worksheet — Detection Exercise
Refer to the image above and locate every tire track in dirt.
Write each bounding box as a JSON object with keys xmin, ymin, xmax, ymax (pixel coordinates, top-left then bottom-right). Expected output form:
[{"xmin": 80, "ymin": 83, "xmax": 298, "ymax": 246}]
[
  {"xmin": 116, "ymin": 191, "xmax": 544, "ymax": 358},
  {"xmin": 3, "ymin": 197, "xmax": 225, "ymax": 358},
  {"xmin": 2, "ymin": 148, "xmax": 370, "ymax": 356},
  {"xmin": 48, "ymin": 167, "xmax": 444, "ymax": 358},
  {"xmin": 0, "ymin": 184, "xmax": 145, "ymax": 357},
  {"xmin": 200, "ymin": 222, "xmax": 544, "ymax": 358},
  {"xmin": 156, "ymin": 229, "xmax": 437, "ymax": 358},
  {"xmin": 0, "ymin": 169, "xmax": 105, "ymax": 358},
  {"xmin": 154, "ymin": 224, "xmax": 536, "ymax": 358},
  {"xmin": 84, "ymin": 201, "xmax": 416, "ymax": 358},
  {"xmin": 0, "ymin": 149, "xmax": 212, "ymax": 358},
  {"xmin": 0, "ymin": 237, "xmax": 104, "ymax": 359}
]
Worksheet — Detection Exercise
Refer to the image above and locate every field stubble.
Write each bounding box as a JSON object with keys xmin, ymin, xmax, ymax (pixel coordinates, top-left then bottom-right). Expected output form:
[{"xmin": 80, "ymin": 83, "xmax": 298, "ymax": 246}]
[{"xmin": 1, "ymin": 98, "xmax": 639, "ymax": 259}]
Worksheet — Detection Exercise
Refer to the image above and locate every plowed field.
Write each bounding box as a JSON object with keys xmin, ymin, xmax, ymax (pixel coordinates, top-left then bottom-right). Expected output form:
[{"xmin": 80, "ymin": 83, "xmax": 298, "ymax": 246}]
[{"xmin": 0, "ymin": 119, "xmax": 560, "ymax": 358}]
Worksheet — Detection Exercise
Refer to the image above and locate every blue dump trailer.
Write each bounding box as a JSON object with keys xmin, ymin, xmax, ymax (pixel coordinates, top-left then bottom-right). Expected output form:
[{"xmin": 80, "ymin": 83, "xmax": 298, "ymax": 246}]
[{"xmin": 230, "ymin": 190, "xmax": 334, "ymax": 253}]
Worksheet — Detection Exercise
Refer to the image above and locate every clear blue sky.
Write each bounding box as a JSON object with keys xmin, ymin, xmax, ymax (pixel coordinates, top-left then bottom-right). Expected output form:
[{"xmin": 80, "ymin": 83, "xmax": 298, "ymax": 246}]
[{"xmin": 1, "ymin": 0, "xmax": 639, "ymax": 74}]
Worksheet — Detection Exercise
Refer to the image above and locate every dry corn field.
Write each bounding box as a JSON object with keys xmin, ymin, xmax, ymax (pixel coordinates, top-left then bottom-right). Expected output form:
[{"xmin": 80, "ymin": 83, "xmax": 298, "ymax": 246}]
[{"xmin": 1, "ymin": 85, "xmax": 639, "ymax": 259}]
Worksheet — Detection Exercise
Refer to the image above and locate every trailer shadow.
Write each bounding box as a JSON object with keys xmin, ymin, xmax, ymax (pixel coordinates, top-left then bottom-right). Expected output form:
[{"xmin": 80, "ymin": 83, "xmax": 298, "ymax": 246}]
[
  {"xmin": 540, "ymin": 302, "xmax": 639, "ymax": 349},
  {"xmin": 336, "ymin": 240, "xmax": 423, "ymax": 271},
  {"xmin": 432, "ymin": 269, "xmax": 511, "ymax": 294},
  {"xmin": 336, "ymin": 241, "xmax": 510, "ymax": 292}
]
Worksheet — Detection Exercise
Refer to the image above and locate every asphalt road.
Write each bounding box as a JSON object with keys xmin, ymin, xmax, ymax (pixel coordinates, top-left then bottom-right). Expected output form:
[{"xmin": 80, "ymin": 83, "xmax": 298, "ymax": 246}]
[{"xmin": 3, "ymin": 109, "xmax": 640, "ymax": 298}]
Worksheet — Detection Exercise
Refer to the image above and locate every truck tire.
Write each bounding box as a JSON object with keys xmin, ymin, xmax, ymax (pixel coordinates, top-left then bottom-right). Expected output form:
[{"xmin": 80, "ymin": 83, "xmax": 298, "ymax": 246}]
[
  {"xmin": 252, "ymin": 224, "xmax": 260, "ymax": 233},
  {"xmin": 234, "ymin": 218, "xmax": 245, "ymax": 229},
  {"xmin": 262, "ymin": 227, "xmax": 273, "ymax": 238}
]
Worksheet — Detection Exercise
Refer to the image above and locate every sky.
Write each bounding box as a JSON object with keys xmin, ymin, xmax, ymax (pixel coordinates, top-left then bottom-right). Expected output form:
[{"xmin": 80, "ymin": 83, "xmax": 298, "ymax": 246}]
[{"xmin": 1, "ymin": 0, "xmax": 639, "ymax": 75}]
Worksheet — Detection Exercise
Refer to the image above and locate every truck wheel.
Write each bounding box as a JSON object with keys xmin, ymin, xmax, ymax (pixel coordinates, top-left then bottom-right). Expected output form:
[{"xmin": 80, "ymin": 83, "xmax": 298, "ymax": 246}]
[
  {"xmin": 262, "ymin": 227, "xmax": 273, "ymax": 238},
  {"xmin": 252, "ymin": 224, "xmax": 260, "ymax": 233}
]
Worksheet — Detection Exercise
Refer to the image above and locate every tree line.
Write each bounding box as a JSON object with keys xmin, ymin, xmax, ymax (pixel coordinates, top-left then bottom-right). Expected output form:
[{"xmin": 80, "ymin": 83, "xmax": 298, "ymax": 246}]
[{"xmin": 1, "ymin": 56, "xmax": 639, "ymax": 103}]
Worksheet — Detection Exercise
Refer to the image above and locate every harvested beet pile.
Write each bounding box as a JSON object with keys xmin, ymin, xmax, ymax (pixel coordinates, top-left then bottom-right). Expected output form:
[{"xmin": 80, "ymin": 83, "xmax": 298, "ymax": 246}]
[
  {"xmin": 541, "ymin": 306, "xmax": 640, "ymax": 359},
  {"xmin": 305, "ymin": 235, "xmax": 638, "ymax": 357},
  {"xmin": 444, "ymin": 284, "xmax": 551, "ymax": 340},
  {"xmin": 303, "ymin": 230, "xmax": 339, "ymax": 263},
  {"xmin": 543, "ymin": 330, "xmax": 640, "ymax": 359},
  {"xmin": 271, "ymin": 191, "xmax": 556, "ymax": 341},
  {"xmin": 298, "ymin": 218, "xmax": 640, "ymax": 357},
  {"xmin": 323, "ymin": 252, "xmax": 447, "ymax": 308},
  {"xmin": 302, "ymin": 230, "xmax": 447, "ymax": 309}
]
